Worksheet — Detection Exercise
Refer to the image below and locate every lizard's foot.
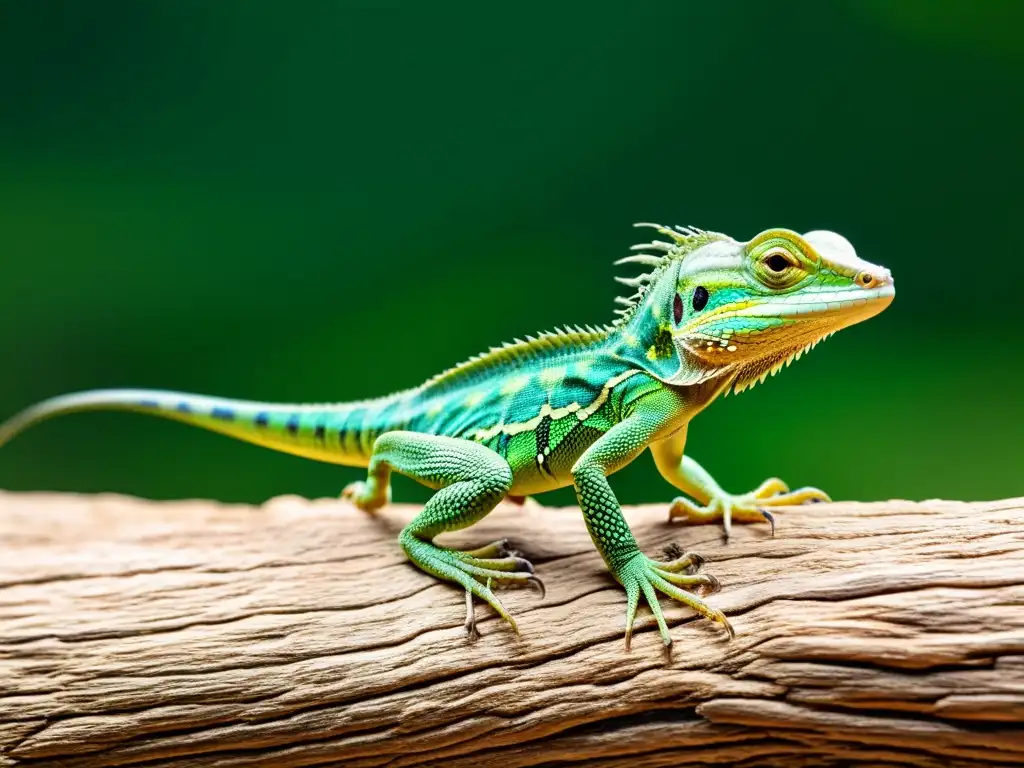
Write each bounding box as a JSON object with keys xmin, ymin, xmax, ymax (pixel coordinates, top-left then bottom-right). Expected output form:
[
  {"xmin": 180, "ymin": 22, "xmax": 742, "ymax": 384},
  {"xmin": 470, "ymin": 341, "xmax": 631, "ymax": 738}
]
[
  {"xmin": 341, "ymin": 478, "xmax": 391, "ymax": 513},
  {"xmin": 668, "ymin": 477, "xmax": 830, "ymax": 540},
  {"xmin": 400, "ymin": 533, "xmax": 544, "ymax": 638},
  {"xmin": 618, "ymin": 551, "xmax": 731, "ymax": 654}
]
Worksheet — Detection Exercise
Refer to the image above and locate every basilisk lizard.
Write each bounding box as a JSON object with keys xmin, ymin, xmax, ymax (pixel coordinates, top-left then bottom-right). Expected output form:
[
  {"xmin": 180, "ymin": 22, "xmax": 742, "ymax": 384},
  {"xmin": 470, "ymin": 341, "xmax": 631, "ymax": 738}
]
[{"xmin": 0, "ymin": 223, "xmax": 894, "ymax": 649}]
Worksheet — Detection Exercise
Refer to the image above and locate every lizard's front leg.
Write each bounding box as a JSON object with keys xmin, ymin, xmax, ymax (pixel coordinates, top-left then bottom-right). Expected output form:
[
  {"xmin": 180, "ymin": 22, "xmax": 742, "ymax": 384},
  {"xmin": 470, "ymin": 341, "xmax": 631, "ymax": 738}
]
[
  {"xmin": 342, "ymin": 431, "xmax": 542, "ymax": 638},
  {"xmin": 571, "ymin": 416, "xmax": 732, "ymax": 651},
  {"xmin": 651, "ymin": 428, "xmax": 830, "ymax": 540}
]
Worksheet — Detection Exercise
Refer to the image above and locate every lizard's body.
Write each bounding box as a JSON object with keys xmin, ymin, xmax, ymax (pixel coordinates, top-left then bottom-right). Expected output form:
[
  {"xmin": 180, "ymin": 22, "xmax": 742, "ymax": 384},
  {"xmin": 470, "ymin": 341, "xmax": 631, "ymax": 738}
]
[{"xmin": 0, "ymin": 223, "xmax": 894, "ymax": 649}]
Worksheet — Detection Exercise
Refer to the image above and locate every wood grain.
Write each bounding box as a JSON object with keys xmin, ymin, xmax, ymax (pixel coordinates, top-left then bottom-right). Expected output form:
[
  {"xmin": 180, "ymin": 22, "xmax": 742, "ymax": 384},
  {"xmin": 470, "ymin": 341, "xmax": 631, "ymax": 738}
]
[{"xmin": 1, "ymin": 491, "xmax": 1022, "ymax": 767}]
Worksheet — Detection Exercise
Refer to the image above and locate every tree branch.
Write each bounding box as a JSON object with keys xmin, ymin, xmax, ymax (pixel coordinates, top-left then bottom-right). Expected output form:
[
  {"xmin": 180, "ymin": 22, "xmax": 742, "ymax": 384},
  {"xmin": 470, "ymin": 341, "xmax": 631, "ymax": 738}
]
[{"xmin": 1, "ymin": 491, "xmax": 1022, "ymax": 767}]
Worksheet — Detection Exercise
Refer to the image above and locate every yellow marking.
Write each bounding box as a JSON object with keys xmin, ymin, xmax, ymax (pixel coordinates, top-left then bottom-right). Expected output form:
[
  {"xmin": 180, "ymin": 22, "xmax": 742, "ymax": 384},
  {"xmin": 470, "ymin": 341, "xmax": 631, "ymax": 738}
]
[
  {"xmin": 675, "ymin": 299, "xmax": 756, "ymax": 336},
  {"xmin": 501, "ymin": 375, "xmax": 531, "ymax": 395},
  {"xmin": 427, "ymin": 402, "xmax": 444, "ymax": 418},
  {"xmin": 727, "ymin": 345, "xmax": 737, "ymax": 352},
  {"xmin": 651, "ymin": 303, "xmax": 661, "ymax": 319},
  {"xmin": 344, "ymin": 426, "xmax": 360, "ymax": 454},
  {"xmin": 464, "ymin": 391, "xmax": 486, "ymax": 407},
  {"xmin": 472, "ymin": 369, "xmax": 641, "ymax": 441},
  {"xmin": 575, "ymin": 369, "xmax": 640, "ymax": 422},
  {"xmin": 540, "ymin": 366, "xmax": 566, "ymax": 386},
  {"xmin": 575, "ymin": 360, "xmax": 591, "ymax": 376}
]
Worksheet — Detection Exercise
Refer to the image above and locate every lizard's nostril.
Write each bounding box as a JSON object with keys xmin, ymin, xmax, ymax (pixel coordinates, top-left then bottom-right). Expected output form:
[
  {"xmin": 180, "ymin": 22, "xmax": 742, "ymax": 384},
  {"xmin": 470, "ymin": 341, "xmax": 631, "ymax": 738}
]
[
  {"xmin": 856, "ymin": 271, "xmax": 878, "ymax": 288},
  {"xmin": 856, "ymin": 268, "xmax": 893, "ymax": 289}
]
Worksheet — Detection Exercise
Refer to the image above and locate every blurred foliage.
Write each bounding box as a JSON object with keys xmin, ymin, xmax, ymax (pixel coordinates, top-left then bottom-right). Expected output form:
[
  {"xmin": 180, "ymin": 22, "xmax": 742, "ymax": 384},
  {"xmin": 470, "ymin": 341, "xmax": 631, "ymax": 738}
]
[{"xmin": 0, "ymin": 0, "xmax": 1020, "ymax": 507}]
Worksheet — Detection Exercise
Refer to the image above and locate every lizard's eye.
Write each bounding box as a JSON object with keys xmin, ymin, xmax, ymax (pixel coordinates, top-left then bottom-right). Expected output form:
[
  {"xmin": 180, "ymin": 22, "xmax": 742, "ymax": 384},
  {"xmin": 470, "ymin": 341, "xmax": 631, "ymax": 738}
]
[
  {"xmin": 754, "ymin": 248, "xmax": 804, "ymax": 289},
  {"xmin": 765, "ymin": 252, "xmax": 795, "ymax": 272},
  {"xmin": 673, "ymin": 293, "xmax": 683, "ymax": 324}
]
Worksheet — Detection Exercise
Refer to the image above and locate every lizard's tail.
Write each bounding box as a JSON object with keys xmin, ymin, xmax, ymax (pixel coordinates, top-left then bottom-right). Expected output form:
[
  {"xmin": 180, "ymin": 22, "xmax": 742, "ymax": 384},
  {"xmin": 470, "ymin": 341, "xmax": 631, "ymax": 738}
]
[{"xmin": 0, "ymin": 389, "xmax": 386, "ymax": 467}]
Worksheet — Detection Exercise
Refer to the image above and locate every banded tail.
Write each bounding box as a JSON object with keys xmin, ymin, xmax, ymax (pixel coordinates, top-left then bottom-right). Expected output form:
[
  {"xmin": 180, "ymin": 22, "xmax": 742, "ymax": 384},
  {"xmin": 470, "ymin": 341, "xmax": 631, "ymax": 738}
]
[{"xmin": 0, "ymin": 389, "xmax": 400, "ymax": 467}]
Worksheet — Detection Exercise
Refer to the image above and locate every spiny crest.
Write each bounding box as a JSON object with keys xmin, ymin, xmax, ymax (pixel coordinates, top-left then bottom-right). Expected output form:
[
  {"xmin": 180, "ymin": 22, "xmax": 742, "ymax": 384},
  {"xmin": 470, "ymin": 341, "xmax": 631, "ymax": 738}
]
[
  {"xmin": 611, "ymin": 222, "xmax": 730, "ymax": 327},
  {"xmin": 420, "ymin": 325, "xmax": 612, "ymax": 392},
  {"xmin": 725, "ymin": 331, "xmax": 838, "ymax": 396}
]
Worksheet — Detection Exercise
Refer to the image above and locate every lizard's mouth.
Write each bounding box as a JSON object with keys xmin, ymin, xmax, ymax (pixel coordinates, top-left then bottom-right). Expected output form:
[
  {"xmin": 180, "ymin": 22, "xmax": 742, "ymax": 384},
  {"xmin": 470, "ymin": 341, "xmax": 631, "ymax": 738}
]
[
  {"xmin": 675, "ymin": 281, "xmax": 895, "ymax": 336},
  {"xmin": 744, "ymin": 282, "xmax": 894, "ymax": 324}
]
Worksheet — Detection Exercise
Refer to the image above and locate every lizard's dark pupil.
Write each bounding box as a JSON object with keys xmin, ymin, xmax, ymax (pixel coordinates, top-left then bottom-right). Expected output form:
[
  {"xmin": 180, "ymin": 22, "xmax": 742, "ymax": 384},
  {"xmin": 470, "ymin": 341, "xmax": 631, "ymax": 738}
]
[
  {"xmin": 673, "ymin": 293, "xmax": 683, "ymax": 324},
  {"xmin": 692, "ymin": 286, "xmax": 709, "ymax": 312},
  {"xmin": 766, "ymin": 254, "xmax": 790, "ymax": 272}
]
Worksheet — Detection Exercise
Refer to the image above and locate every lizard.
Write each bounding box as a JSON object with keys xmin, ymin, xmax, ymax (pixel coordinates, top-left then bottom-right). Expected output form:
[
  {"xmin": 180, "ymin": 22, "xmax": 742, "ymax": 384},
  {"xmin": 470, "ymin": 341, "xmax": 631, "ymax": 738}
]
[{"xmin": 0, "ymin": 222, "xmax": 894, "ymax": 650}]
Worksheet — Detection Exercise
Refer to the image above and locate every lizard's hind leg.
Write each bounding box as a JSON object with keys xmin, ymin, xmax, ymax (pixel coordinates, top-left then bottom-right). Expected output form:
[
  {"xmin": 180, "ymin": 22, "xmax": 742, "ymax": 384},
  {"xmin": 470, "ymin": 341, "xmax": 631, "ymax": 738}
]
[{"xmin": 347, "ymin": 431, "xmax": 542, "ymax": 637}]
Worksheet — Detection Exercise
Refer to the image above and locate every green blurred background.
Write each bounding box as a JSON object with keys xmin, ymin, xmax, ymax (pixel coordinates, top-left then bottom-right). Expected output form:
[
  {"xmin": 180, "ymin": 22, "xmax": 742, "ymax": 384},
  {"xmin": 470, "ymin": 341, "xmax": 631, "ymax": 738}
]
[{"xmin": 0, "ymin": 0, "xmax": 1021, "ymax": 507}]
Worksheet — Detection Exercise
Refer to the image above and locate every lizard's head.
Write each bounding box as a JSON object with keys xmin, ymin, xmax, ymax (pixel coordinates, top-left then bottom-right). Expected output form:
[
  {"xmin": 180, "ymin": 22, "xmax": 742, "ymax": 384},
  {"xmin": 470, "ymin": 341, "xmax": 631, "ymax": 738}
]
[{"xmin": 613, "ymin": 224, "xmax": 894, "ymax": 392}]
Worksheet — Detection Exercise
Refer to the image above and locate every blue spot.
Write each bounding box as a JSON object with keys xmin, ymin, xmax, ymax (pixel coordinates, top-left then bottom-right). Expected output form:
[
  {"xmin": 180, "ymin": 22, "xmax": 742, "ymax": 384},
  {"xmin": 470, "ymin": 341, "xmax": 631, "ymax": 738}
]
[
  {"xmin": 176, "ymin": 402, "xmax": 192, "ymax": 413},
  {"xmin": 138, "ymin": 399, "xmax": 160, "ymax": 409},
  {"xmin": 211, "ymin": 407, "xmax": 235, "ymax": 421},
  {"xmin": 254, "ymin": 412, "xmax": 269, "ymax": 427},
  {"xmin": 314, "ymin": 424, "xmax": 326, "ymax": 442},
  {"xmin": 286, "ymin": 415, "xmax": 300, "ymax": 435}
]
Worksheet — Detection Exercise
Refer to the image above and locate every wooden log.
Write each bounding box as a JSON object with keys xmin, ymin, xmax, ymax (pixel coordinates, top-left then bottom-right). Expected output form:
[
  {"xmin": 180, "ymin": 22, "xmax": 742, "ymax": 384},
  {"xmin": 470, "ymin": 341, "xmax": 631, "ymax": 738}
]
[{"xmin": 1, "ymin": 491, "xmax": 1022, "ymax": 767}]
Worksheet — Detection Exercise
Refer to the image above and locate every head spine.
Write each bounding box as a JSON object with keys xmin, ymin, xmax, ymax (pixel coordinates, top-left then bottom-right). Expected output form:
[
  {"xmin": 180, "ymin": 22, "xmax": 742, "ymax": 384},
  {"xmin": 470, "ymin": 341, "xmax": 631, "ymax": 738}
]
[{"xmin": 610, "ymin": 223, "xmax": 730, "ymax": 328}]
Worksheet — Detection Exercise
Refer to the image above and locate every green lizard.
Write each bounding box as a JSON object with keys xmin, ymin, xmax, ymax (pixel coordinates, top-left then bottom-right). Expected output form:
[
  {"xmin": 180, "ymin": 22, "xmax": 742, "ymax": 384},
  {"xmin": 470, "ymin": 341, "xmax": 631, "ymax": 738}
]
[{"xmin": 0, "ymin": 223, "xmax": 894, "ymax": 649}]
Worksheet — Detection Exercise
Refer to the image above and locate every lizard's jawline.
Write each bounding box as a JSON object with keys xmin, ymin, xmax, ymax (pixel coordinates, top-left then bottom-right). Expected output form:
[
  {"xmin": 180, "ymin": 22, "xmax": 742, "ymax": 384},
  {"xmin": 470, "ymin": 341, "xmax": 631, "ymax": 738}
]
[{"xmin": 723, "ymin": 285, "xmax": 894, "ymax": 322}]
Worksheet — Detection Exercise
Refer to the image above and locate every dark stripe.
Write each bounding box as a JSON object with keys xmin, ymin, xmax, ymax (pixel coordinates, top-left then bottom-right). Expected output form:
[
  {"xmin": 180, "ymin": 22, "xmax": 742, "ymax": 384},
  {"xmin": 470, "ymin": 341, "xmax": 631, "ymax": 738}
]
[
  {"xmin": 314, "ymin": 424, "xmax": 326, "ymax": 443},
  {"xmin": 536, "ymin": 416, "xmax": 556, "ymax": 479},
  {"xmin": 211, "ymin": 407, "xmax": 235, "ymax": 421},
  {"xmin": 254, "ymin": 412, "xmax": 269, "ymax": 427},
  {"xmin": 536, "ymin": 415, "xmax": 551, "ymax": 454},
  {"xmin": 286, "ymin": 414, "xmax": 300, "ymax": 435}
]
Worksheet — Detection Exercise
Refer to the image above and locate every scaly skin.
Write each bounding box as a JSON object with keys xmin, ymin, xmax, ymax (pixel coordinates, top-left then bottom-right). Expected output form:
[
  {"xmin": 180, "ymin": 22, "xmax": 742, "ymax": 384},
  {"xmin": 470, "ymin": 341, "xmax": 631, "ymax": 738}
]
[{"xmin": 0, "ymin": 223, "xmax": 894, "ymax": 651}]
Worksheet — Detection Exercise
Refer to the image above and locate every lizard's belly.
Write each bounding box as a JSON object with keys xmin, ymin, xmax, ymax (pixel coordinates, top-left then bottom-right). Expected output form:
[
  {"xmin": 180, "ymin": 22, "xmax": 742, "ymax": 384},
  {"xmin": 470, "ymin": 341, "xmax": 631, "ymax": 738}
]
[{"xmin": 508, "ymin": 464, "xmax": 574, "ymax": 496}]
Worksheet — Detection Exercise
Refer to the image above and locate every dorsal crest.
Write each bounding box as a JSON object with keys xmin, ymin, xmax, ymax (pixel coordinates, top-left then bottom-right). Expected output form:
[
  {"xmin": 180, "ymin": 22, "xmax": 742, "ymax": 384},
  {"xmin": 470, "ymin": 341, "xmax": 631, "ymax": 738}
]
[
  {"xmin": 611, "ymin": 223, "xmax": 730, "ymax": 327},
  {"xmin": 419, "ymin": 326, "xmax": 611, "ymax": 393}
]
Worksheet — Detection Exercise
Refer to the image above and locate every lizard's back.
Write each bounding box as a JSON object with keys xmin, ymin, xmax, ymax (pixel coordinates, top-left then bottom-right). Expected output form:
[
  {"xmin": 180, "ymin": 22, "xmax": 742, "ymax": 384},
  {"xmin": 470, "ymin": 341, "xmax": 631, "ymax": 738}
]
[{"xmin": 393, "ymin": 327, "xmax": 648, "ymax": 494}]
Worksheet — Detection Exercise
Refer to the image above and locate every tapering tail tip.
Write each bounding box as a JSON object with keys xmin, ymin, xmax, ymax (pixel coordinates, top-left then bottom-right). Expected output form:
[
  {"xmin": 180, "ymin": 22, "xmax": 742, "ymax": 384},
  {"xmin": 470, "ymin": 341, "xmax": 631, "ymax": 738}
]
[
  {"xmin": 0, "ymin": 391, "xmax": 136, "ymax": 449},
  {"xmin": 0, "ymin": 389, "xmax": 224, "ymax": 449}
]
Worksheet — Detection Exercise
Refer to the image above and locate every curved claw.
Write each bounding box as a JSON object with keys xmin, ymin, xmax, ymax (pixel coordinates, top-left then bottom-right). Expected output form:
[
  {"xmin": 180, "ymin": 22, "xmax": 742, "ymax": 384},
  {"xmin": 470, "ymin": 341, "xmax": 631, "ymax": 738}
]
[
  {"xmin": 758, "ymin": 508, "xmax": 776, "ymax": 537},
  {"xmin": 699, "ymin": 573, "xmax": 721, "ymax": 596},
  {"xmin": 527, "ymin": 574, "xmax": 546, "ymax": 599},
  {"xmin": 464, "ymin": 590, "xmax": 481, "ymax": 641}
]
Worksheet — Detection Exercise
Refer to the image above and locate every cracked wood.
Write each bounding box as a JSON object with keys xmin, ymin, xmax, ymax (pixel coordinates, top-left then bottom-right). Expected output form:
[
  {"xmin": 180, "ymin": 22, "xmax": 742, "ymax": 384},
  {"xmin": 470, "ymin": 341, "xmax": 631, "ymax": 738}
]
[{"xmin": 1, "ymin": 491, "xmax": 1023, "ymax": 767}]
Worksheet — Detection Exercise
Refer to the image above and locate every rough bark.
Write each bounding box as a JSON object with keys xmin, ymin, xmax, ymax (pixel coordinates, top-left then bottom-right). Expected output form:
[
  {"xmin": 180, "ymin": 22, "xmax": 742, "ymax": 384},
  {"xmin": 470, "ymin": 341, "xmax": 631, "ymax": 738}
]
[{"xmin": 1, "ymin": 490, "xmax": 1022, "ymax": 767}]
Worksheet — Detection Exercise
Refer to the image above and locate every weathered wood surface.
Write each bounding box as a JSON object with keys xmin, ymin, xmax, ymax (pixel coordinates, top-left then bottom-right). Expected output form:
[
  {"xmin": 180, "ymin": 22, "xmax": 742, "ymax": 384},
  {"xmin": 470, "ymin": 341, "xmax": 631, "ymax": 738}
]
[{"xmin": 1, "ymin": 491, "xmax": 1023, "ymax": 767}]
